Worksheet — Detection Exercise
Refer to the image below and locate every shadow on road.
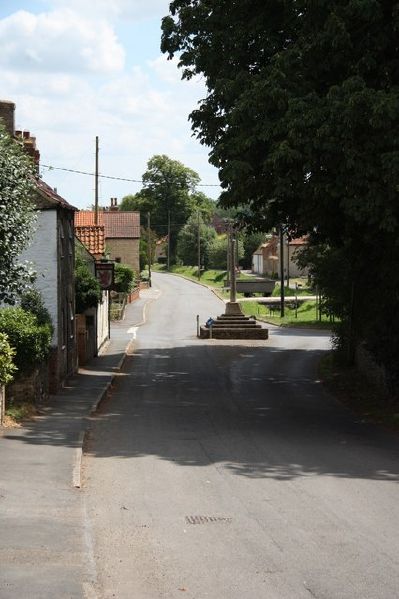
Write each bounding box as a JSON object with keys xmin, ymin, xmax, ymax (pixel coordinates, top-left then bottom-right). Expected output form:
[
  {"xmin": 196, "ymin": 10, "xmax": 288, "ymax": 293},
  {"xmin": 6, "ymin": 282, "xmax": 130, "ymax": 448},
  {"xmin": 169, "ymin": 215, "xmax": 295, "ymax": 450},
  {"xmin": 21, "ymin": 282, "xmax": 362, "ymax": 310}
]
[{"xmin": 4, "ymin": 341, "xmax": 399, "ymax": 483}]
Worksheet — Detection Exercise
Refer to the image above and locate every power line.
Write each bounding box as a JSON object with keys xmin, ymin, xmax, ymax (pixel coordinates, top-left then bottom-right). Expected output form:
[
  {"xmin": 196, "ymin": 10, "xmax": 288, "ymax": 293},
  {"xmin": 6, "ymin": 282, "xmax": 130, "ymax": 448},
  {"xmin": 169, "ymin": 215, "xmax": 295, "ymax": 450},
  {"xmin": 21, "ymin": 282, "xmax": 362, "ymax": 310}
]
[{"xmin": 40, "ymin": 163, "xmax": 220, "ymax": 187}]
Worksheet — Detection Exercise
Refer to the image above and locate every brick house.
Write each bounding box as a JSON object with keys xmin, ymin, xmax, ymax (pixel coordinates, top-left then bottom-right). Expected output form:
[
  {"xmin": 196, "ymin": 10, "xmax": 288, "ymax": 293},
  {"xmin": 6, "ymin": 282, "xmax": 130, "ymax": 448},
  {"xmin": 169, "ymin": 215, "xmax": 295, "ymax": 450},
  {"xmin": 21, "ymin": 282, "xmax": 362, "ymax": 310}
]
[
  {"xmin": 0, "ymin": 99, "xmax": 78, "ymax": 392},
  {"xmin": 75, "ymin": 199, "xmax": 140, "ymax": 273}
]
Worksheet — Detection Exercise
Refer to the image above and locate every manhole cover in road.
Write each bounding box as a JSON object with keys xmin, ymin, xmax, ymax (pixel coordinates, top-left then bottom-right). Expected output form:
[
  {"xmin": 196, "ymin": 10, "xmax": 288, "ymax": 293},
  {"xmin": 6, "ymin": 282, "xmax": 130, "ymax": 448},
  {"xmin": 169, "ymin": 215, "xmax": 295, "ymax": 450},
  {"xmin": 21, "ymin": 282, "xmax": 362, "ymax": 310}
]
[{"xmin": 185, "ymin": 516, "xmax": 232, "ymax": 525}]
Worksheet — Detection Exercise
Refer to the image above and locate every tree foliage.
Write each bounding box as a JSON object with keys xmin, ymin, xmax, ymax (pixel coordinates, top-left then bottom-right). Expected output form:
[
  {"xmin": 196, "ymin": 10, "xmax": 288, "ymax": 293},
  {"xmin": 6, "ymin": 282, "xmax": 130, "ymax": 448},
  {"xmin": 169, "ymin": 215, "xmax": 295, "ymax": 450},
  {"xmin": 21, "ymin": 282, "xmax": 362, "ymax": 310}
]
[
  {"xmin": 162, "ymin": 1, "xmax": 399, "ymax": 391},
  {"xmin": 120, "ymin": 155, "xmax": 214, "ymax": 264},
  {"xmin": 75, "ymin": 257, "xmax": 102, "ymax": 313},
  {"xmin": 0, "ymin": 332, "xmax": 17, "ymax": 385},
  {"xmin": 207, "ymin": 235, "xmax": 244, "ymax": 270},
  {"xmin": 114, "ymin": 263, "xmax": 136, "ymax": 294},
  {"xmin": 176, "ymin": 215, "xmax": 217, "ymax": 269},
  {"xmin": 0, "ymin": 125, "xmax": 37, "ymax": 303}
]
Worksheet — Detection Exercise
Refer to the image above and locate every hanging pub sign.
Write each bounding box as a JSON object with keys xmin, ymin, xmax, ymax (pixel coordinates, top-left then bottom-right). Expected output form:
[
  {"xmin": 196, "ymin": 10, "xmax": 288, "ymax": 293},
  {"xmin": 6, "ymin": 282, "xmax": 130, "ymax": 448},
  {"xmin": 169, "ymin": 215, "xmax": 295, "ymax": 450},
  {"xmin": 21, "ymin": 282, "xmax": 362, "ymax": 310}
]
[{"xmin": 95, "ymin": 262, "xmax": 114, "ymax": 290}]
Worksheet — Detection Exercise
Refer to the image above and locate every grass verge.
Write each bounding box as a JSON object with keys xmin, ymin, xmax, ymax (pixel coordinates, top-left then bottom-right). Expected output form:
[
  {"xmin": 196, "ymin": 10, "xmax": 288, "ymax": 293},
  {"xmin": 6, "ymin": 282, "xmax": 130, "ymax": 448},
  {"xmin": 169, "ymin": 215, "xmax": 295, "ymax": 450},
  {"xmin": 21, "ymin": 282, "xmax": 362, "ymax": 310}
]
[
  {"xmin": 320, "ymin": 353, "xmax": 399, "ymax": 432},
  {"xmin": 241, "ymin": 299, "xmax": 333, "ymax": 329}
]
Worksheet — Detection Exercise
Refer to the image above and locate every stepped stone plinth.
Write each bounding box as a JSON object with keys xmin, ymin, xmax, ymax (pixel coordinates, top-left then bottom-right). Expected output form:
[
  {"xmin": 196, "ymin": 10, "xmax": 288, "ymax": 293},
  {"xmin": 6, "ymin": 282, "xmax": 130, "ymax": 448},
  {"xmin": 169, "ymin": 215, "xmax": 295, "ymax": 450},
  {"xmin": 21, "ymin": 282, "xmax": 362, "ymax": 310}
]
[{"xmin": 200, "ymin": 309, "xmax": 268, "ymax": 340}]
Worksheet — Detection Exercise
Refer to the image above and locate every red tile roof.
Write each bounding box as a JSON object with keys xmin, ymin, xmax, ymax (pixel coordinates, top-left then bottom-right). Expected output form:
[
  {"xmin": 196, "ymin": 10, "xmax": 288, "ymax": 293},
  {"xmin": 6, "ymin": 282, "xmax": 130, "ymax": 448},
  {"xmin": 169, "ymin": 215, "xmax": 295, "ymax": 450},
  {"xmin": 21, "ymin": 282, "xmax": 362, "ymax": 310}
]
[
  {"xmin": 75, "ymin": 211, "xmax": 140, "ymax": 238},
  {"xmin": 75, "ymin": 225, "xmax": 105, "ymax": 256}
]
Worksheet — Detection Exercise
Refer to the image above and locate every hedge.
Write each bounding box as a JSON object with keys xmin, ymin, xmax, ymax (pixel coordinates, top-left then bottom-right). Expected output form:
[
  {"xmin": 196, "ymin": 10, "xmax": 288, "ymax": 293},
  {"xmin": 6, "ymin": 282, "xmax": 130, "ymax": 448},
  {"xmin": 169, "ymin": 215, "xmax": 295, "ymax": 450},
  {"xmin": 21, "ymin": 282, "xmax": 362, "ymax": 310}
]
[
  {"xmin": 0, "ymin": 307, "xmax": 52, "ymax": 374},
  {"xmin": 0, "ymin": 332, "xmax": 17, "ymax": 385}
]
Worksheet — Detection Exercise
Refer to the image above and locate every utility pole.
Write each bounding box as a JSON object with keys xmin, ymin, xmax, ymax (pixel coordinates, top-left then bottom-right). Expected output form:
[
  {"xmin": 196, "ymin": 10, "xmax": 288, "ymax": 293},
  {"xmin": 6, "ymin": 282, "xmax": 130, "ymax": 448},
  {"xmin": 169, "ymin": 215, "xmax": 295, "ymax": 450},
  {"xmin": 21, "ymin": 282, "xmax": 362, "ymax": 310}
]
[
  {"xmin": 94, "ymin": 136, "xmax": 99, "ymax": 225},
  {"xmin": 197, "ymin": 210, "xmax": 201, "ymax": 280},
  {"xmin": 280, "ymin": 225, "xmax": 285, "ymax": 318},
  {"xmin": 147, "ymin": 212, "xmax": 152, "ymax": 288},
  {"xmin": 167, "ymin": 209, "xmax": 171, "ymax": 271}
]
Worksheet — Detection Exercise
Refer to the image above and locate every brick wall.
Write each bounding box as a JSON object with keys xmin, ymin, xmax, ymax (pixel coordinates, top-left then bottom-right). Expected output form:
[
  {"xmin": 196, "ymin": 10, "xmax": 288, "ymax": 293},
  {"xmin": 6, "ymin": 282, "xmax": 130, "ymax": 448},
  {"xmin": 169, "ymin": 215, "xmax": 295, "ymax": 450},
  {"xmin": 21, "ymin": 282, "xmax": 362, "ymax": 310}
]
[{"xmin": 106, "ymin": 238, "xmax": 140, "ymax": 273}]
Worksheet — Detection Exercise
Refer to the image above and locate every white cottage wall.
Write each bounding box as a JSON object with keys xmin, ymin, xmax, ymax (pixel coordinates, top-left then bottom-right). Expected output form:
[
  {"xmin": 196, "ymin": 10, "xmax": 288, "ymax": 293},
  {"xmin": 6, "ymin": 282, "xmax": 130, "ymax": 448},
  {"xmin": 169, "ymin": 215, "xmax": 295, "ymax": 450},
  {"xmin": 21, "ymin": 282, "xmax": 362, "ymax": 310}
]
[{"xmin": 21, "ymin": 211, "xmax": 58, "ymax": 344}]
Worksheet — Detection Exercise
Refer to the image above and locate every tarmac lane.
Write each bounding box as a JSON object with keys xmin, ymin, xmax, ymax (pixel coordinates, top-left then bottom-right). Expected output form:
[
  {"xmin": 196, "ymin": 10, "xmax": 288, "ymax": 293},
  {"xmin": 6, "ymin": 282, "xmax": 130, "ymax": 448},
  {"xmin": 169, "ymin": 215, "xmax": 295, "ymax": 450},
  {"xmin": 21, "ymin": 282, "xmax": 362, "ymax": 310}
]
[{"xmin": 83, "ymin": 272, "xmax": 399, "ymax": 599}]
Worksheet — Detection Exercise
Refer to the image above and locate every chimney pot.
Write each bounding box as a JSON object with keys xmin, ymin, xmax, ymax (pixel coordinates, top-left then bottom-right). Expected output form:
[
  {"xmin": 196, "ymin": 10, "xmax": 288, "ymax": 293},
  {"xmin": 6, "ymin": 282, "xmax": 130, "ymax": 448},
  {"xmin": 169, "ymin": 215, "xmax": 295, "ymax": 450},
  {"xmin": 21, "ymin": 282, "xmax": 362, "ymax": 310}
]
[{"xmin": 23, "ymin": 131, "xmax": 30, "ymax": 139}]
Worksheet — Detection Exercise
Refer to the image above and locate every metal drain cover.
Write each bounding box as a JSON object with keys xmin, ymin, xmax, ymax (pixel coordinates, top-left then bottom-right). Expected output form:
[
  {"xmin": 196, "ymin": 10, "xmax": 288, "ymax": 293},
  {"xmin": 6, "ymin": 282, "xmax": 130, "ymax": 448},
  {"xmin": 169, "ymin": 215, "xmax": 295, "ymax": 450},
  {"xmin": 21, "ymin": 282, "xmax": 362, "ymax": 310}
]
[{"xmin": 185, "ymin": 516, "xmax": 232, "ymax": 525}]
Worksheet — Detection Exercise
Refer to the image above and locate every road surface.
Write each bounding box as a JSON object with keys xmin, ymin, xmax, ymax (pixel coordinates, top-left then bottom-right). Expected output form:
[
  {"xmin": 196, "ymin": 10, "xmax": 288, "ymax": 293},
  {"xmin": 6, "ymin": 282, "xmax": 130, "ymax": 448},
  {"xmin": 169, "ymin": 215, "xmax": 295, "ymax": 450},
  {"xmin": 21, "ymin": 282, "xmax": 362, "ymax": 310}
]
[{"xmin": 83, "ymin": 272, "xmax": 399, "ymax": 599}]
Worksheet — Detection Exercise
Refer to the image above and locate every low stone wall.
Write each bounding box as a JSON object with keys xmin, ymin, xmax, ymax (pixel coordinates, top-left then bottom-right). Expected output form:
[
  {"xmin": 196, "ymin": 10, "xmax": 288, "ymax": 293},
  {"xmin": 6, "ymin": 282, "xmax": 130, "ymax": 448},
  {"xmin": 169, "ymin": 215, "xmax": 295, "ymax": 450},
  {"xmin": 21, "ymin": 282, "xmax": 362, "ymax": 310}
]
[
  {"xmin": 128, "ymin": 287, "xmax": 140, "ymax": 302},
  {"xmin": 139, "ymin": 281, "xmax": 149, "ymax": 290},
  {"xmin": 6, "ymin": 363, "xmax": 49, "ymax": 406}
]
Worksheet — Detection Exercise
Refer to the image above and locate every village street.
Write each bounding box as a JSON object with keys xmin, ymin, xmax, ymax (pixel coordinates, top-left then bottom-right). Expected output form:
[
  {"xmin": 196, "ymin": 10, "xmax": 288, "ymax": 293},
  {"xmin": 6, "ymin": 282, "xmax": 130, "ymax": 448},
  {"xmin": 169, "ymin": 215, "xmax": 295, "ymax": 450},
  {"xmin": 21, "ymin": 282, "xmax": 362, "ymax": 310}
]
[{"xmin": 83, "ymin": 273, "xmax": 399, "ymax": 599}]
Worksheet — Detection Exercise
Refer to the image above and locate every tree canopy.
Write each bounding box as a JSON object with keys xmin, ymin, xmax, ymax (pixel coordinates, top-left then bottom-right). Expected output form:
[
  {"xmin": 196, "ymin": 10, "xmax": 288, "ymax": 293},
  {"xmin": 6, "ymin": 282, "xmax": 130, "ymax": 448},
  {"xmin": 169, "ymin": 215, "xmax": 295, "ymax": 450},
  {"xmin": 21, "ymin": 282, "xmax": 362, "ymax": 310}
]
[
  {"xmin": 176, "ymin": 214, "xmax": 217, "ymax": 269},
  {"xmin": 120, "ymin": 154, "xmax": 215, "ymax": 264},
  {"xmin": 162, "ymin": 1, "xmax": 399, "ymax": 391},
  {"xmin": 0, "ymin": 125, "xmax": 37, "ymax": 303}
]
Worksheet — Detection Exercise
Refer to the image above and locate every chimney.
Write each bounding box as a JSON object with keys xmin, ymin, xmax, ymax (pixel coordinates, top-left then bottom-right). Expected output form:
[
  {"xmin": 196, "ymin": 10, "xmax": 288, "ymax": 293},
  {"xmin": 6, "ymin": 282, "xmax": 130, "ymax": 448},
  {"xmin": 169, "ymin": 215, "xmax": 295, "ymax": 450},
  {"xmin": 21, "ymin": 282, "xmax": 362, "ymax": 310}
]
[
  {"xmin": 21, "ymin": 131, "xmax": 40, "ymax": 169},
  {"xmin": 0, "ymin": 100, "xmax": 15, "ymax": 136},
  {"xmin": 0, "ymin": 101, "xmax": 40, "ymax": 170},
  {"xmin": 110, "ymin": 197, "xmax": 118, "ymax": 211}
]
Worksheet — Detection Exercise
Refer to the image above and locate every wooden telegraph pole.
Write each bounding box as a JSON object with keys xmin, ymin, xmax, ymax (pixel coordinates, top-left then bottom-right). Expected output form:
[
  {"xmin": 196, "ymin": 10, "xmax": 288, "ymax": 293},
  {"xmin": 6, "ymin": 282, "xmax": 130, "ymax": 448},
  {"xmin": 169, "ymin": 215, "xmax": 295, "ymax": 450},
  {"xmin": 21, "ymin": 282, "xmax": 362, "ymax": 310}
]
[{"xmin": 94, "ymin": 136, "xmax": 99, "ymax": 225}]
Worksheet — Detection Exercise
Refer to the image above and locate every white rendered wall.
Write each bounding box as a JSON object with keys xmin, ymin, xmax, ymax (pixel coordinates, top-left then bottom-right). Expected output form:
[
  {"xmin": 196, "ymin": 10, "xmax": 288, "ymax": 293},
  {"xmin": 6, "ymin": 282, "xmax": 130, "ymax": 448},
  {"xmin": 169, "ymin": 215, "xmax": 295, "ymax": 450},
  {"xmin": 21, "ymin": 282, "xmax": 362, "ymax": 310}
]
[
  {"xmin": 252, "ymin": 254, "xmax": 263, "ymax": 275},
  {"xmin": 97, "ymin": 291, "xmax": 109, "ymax": 350},
  {"xmin": 21, "ymin": 211, "xmax": 58, "ymax": 344}
]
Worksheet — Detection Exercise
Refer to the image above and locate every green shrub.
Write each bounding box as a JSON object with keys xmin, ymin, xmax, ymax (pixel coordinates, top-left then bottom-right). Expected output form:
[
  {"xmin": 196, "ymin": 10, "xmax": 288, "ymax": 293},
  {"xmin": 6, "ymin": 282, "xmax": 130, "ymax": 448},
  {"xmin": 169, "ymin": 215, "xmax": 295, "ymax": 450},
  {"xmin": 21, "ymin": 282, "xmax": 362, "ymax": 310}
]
[
  {"xmin": 114, "ymin": 263, "xmax": 136, "ymax": 293},
  {"xmin": 0, "ymin": 307, "xmax": 52, "ymax": 373},
  {"xmin": 140, "ymin": 270, "xmax": 149, "ymax": 282},
  {"xmin": 75, "ymin": 258, "xmax": 102, "ymax": 313},
  {"xmin": 0, "ymin": 332, "xmax": 17, "ymax": 385},
  {"xmin": 20, "ymin": 288, "xmax": 53, "ymax": 331}
]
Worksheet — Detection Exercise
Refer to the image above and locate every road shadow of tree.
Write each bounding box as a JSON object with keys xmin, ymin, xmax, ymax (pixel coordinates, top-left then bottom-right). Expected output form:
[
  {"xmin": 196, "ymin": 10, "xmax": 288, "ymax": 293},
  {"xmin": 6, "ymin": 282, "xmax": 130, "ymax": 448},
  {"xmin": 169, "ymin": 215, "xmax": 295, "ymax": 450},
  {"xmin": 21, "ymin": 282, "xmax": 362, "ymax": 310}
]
[
  {"xmin": 2, "ymin": 341, "xmax": 399, "ymax": 483},
  {"xmin": 87, "ymin": 343, "xmax": 399, "ymax": 482}
]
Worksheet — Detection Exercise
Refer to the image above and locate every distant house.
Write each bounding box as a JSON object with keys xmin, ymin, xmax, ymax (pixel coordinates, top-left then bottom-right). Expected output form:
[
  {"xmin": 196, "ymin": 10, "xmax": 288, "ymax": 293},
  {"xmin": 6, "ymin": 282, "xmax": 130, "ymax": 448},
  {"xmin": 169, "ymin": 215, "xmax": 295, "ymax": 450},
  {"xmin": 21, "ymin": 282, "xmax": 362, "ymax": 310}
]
[
  {"xmin": 75, "ymin": 199, "xmax": 140, "ymax": 272},
  {"xmin": 0, "ymin": 99, "xmax": 78, "ymax": 392},
  {"xmin": 252, "ymin": 235, "xmax": 309, "ymax": 279},
  {"xmin": 252, "ymin": 237, "xmax": 279, "ymax": 277}
]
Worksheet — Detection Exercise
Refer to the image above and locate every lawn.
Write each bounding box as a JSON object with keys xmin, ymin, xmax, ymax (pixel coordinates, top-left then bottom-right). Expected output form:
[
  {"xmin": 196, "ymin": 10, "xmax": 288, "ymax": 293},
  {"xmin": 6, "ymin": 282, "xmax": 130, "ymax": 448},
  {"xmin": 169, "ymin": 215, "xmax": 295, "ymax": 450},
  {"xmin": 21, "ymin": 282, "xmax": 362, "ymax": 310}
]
[{"xmin": 241, "ymin": 299, "xmax": 334, "ymax": 329}]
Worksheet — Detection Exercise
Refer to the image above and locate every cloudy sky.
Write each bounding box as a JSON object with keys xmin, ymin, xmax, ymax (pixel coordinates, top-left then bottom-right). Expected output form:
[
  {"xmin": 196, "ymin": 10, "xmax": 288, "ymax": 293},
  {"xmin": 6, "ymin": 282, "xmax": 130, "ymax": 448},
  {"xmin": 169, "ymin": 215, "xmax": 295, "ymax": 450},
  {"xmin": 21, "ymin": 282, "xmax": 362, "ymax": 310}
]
[{"xmin": 0, "ymin": 0, "xmax": 220, "ymax": 209}]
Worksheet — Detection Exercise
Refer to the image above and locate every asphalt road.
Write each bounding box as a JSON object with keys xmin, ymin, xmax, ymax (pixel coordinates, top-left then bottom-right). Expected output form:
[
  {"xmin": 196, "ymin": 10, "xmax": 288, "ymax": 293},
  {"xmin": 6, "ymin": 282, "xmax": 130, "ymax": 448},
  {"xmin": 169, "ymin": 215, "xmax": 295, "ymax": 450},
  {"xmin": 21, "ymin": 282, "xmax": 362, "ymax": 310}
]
[{"xmin": 83, "ymin": 272, "xmax": 399, "ymax": 599}]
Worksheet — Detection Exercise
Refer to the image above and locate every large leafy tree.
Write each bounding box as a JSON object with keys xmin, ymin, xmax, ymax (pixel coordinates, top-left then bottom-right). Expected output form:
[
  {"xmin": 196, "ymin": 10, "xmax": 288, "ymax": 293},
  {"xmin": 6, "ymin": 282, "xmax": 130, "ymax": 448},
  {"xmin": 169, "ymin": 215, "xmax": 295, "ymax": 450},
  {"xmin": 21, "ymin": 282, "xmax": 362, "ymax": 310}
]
[
  {"xmin": 0, "ymin": 125, "xmax": 37, "ymax": 303},
  {"xmin": 162, "ymin": 1, "xmax": 399, "ymax": 391},
  {"xmin": 121, "ymin": 155, "xmax": 212, "ymax": 264}
]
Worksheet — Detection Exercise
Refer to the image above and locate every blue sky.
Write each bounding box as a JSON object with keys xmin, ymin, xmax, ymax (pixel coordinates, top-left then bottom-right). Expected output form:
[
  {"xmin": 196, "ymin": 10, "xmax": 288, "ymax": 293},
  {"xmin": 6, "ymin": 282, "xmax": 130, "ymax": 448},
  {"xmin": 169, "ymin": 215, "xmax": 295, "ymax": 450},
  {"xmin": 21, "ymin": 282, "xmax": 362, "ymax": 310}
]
[{"xmin": 0, "ymin": 1, "xmax": 220, "ymax": 209}]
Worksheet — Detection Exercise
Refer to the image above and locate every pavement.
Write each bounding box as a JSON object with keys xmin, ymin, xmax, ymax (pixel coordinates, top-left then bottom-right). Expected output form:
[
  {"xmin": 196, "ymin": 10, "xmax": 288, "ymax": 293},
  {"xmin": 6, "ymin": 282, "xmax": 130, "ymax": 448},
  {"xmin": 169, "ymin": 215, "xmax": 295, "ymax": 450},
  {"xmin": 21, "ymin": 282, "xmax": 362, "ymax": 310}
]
[{"xmin": 0, "ymin": 288, "xmax": 158, "ymax": 599}]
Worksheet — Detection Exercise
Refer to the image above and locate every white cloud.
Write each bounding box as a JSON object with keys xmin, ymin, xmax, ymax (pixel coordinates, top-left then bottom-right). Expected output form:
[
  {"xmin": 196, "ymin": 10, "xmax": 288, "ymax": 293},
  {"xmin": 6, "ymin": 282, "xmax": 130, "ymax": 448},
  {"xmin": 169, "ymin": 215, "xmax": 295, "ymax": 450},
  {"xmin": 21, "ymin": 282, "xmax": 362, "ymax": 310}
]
[
  {"xmin": 0, "ymin": 9, "xmax": 125, "ymax": 73},
  {"xmin": 0, "ymin": 3, "xmax": 220, "ymax": 208},
  {"xmin": 44, "ymin": 0, "xmax": 170, "ymax": 22}
]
